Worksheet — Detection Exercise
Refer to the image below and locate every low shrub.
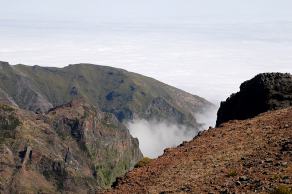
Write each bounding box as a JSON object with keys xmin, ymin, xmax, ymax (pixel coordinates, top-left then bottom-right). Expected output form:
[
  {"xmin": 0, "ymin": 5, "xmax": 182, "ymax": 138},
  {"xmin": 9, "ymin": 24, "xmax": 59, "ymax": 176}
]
[
  {"xmin": 227, "ymin": 170, "xmax": 237, "ymax": 177},
  {"xmin": 271, "ymin": 185, "xmax": 292, "ymax": 194},
  {"xmin": 134, "ymin": 157, "xmax": 152, "ymax": 168}
]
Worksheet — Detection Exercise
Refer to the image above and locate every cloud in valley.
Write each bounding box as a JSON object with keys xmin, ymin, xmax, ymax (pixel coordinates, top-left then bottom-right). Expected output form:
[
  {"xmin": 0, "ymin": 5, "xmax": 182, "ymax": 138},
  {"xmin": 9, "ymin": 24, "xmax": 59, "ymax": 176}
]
[{"xmin": 127, "ymin": 119, "xmax": 198, "ymax": 158}]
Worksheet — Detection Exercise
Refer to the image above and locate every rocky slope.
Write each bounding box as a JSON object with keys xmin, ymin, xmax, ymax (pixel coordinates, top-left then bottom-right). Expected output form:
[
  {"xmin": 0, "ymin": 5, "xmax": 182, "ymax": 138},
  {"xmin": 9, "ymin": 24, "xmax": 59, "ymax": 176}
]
[
  {"xmin": 216, "ymin": 73, "xmax": 292, "ymax": 127},
  {"xmin": 0, "ymin": 61, "xmax": 213, "ymax": 129},
  {"xmin": 106, "ymin": 107, "xmax": 292, "ymax": 194},
  {"xmin": 0, "ymin": 100, "xmax": 142, "ymax": 193}
]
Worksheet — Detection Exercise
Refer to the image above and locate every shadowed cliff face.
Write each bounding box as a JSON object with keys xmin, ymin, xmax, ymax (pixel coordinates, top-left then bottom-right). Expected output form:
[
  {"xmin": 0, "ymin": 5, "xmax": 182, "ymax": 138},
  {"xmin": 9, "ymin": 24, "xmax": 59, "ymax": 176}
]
[
  {"xmin": 0, "ymin": 100, "xmax": 142, "ymax": 193},
  {"xmin": 0, "ymin": 61, "xmax": 213, "ymax": 130},
  {"xmin": 216, "ymin": 73, "xmax": 292, "ymax": 127}
]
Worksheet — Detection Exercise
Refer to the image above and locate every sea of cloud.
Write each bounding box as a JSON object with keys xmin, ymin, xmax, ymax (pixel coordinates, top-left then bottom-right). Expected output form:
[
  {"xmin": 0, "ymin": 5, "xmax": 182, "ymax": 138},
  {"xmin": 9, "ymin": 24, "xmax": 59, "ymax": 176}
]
[{"xmin": 0, "ymin": 19, "xmax": 291, "ymax": 157}]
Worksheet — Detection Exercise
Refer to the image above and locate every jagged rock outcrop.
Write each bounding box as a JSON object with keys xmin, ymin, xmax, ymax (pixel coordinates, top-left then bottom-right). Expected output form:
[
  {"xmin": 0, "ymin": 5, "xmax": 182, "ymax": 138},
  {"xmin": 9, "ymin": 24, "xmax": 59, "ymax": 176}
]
[
  {"xmin": 0, "ymin": 100, "xmax": 142, "ymax": 193},
  {"xmin": 0, "ymin": 61, "xmax": 213, "ymax": 129},
  {"xmin": 216, "ymin": 73, "xmax": 292, "ymax": 127},
  {"xmin": 105, "ymin": 107, "xmax": 292, "ymax": 194}
]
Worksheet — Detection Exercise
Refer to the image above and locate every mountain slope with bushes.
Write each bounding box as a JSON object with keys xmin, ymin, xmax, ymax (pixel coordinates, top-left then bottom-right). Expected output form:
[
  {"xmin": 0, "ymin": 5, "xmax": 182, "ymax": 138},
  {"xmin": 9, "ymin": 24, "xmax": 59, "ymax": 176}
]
[
  {"xmin": 0, "ymin": 100, "xmax": 142, "ymax": 193},
  {"xmin": 0, "ymin": 61, "xmax": 213, "ymax": 129}
]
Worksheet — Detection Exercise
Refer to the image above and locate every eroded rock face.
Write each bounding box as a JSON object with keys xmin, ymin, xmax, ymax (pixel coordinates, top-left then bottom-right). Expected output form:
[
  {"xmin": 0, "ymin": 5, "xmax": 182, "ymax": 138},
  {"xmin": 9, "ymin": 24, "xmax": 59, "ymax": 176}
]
[
  {"xmin": 0, "ymin": 100, "xmax": 142, "ymax": 193},
  {"xmin": 216, "ymin": 73, "xmax": 292, "ymax": 127}
]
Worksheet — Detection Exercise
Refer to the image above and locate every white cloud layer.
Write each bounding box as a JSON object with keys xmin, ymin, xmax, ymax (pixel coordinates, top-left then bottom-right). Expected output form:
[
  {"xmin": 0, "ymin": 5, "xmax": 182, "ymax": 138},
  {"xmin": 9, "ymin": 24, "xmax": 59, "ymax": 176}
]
[
  {"xmin": 127, "ymin": 105, "xmax": 218, "ymax": 158},
  {"xmin": 127, "ymin": 119, "xmax": 198, "ymax": 158},
  {"xmin": 0, "ymin": 20, "xmax": 291, "ymax": 104},
  {"xmin": 0, "ymin": 1, "xmax": 291, "ymax": 158}
]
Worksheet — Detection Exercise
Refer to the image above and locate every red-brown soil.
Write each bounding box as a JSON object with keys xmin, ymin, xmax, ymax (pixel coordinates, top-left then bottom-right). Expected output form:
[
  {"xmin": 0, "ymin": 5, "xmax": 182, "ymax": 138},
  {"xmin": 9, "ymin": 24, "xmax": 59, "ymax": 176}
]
[{"xmin": 105, "ymin": 107, "xmax": 292, "ymax": 194}]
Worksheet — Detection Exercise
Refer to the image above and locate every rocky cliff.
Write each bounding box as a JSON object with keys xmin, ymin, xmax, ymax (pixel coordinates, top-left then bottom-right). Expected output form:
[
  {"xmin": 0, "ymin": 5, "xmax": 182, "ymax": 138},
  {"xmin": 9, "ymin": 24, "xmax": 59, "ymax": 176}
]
[
  {"xmin": 104, "ymin": 73, "xmax": 292, "ymax": 194},
  {"xmin": 0, "ymin": 61, "xmax": 213, "ymax": 129},
  {"xmin": 105, "ymin": 107, "xmax": 292, "ymax": 194},
  {"xmin": 216, "ymin": 73, "xmax": 292, "ymax": 127},
  {"xmin": 0, "ymin": 100, "xmax": 142, "ymax": 193}
]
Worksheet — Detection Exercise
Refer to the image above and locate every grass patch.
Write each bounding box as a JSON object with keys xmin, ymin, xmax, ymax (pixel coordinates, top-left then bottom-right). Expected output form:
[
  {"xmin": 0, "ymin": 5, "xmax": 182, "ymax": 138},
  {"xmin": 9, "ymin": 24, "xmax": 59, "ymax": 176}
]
[
  {"xmin": 227, "ymin": 170, "xmax": 237, "ymax": 177},
  {"xmin": 271, "ymin": 185, "xmax": 292, "ymax": 194},
  {"xmin": 0, "ymin": 104, "xmax": 15, "ymax": 112},
  {"xmin": 0, "ymin": 113, "xmax": 21, "ymax": 135},
  {"xmin": 134, "ymin": 157, "xmax": 152, "ymax": 168}
]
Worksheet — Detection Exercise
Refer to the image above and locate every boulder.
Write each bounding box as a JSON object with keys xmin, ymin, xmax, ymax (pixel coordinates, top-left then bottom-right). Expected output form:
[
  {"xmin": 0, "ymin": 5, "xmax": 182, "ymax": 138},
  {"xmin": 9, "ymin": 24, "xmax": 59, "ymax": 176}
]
[{"xmin": 216, "ymin": 73, "xmax": 292, "ymax": 126}]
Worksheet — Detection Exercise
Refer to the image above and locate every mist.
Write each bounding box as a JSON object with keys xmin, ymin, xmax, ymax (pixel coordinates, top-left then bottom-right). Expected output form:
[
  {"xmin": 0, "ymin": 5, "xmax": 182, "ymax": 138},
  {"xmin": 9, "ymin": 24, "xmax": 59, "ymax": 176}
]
[
  {"xmin": 194, "ymin": 105, "xmax": 219, "ymax": 130},
  {"xmin": 126, "ymin": 104, "xmax": 218, "ymax": 158},
  {"xmin": 127, "ymin": 119, "xmax": 198, "ymax": 158}
]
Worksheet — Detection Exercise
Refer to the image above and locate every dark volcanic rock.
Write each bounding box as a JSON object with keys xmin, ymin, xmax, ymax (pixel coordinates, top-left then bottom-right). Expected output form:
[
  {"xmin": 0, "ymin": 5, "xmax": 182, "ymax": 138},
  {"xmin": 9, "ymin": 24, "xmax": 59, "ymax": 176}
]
[{"xmin": 216, "ymin": 73, "xmax": 292, "ymax": 127}]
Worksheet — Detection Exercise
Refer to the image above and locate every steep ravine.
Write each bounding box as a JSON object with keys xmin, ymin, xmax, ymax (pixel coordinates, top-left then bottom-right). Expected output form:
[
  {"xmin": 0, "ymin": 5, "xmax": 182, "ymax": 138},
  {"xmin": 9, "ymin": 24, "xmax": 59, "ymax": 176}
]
[{"xmin": 0, "ymin": 100, "xmax": 142, "ymax": 193}]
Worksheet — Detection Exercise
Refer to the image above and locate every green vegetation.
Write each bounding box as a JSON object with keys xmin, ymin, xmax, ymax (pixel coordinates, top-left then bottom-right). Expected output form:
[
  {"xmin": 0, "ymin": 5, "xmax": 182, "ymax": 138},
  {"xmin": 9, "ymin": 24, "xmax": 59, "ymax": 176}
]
[
  {"xmin": 0, "ymin": 104, "xmax": 20, "ymax": 135},
  {"xmin": 0, "ymin": 115, "xmax": 20, "ymax": 131},
  {"xmin": 0, "ymin": 63, "xmax": 211, "ymax": 128},
  {"xmin": 93, "ymin": 149, "xmax": 133, "ymax": 187},
  {"xmin": 134, "ymin": 157, "xmax": 153, "ymax": 168},
  {"xmin": 0, "ymin": 104, "xmax": 14, "ymax": 112},
  {"xmin": 271, "ymin": 174, "xmax": 280, "ymax": 181},
  {"xmin": 271, "ymin": 185, "xmax": 292, "ymax": 194},
  {"xmin": 0, "ymin": 62, "xmax": 211, "ymax": 193},
  {"xmin": 0, "ymin": 109, "xmax": 21, "ymax": 142},
  {"xmin": 227, "ymin": 170, "xmax": 237, "ymax": 177}
]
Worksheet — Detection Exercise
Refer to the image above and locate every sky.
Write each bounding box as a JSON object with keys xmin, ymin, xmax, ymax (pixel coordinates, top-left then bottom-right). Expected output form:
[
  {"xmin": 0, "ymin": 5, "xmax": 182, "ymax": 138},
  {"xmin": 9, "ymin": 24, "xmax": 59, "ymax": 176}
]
[
  {"xmin": 1, "ymin": 0, "xmax": 292, "ymax": 23},
  {"xmin": 0, "ymin": 0, "xmax": 291, "ymax": 101},
  {"xmin": 1, "ymin": 0, "xmax": 291, "ymax": 102},
  {"xmin": 0, "ymin": 0, "xmax": 291, "ymax": 157}
]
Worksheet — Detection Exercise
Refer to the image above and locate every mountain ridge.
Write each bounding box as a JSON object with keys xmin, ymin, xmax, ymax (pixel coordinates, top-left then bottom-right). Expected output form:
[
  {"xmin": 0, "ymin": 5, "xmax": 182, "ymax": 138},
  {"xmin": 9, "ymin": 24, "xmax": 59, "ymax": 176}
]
[{"xmin": 0, "ymin": 61, "xmax": 213, "ymax": 130}]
